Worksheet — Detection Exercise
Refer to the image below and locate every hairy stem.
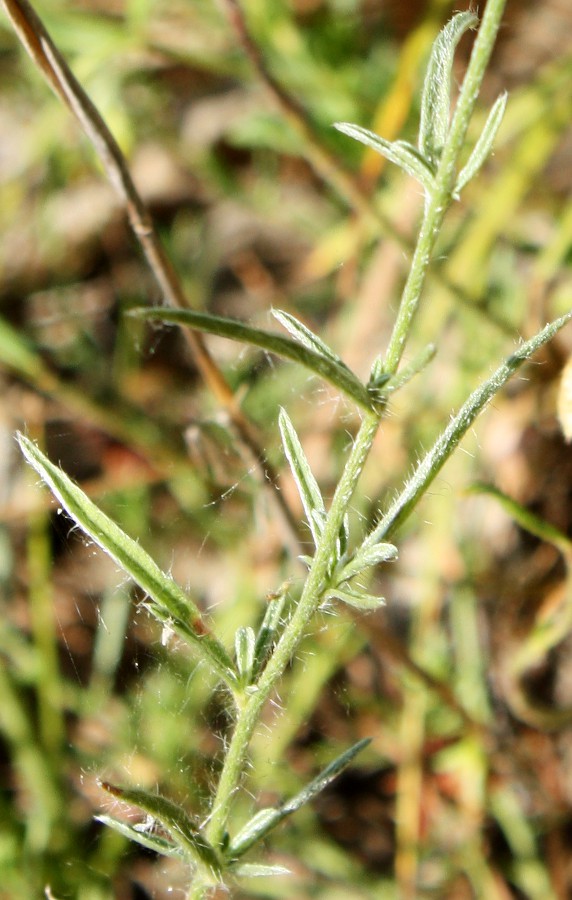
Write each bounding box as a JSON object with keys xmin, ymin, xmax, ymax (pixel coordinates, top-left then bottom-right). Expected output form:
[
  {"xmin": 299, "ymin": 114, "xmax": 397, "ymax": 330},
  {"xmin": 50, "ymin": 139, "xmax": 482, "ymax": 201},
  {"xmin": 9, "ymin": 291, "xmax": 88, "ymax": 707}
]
[
  {"xmin": 205, "ymin": 411, "xmax": 380, "ymax": 849},
  {"xmin": 384, "ymin": 0, "xmax": 507, "ymax": 373}
]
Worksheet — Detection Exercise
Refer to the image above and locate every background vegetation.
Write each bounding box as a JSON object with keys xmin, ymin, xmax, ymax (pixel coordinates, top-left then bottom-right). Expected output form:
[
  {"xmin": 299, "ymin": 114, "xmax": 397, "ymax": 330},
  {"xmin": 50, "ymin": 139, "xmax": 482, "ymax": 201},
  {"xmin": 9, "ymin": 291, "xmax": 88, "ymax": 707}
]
[{"xmin": 1, "ymin": 0, "xmax": 572, "ymax": 898}]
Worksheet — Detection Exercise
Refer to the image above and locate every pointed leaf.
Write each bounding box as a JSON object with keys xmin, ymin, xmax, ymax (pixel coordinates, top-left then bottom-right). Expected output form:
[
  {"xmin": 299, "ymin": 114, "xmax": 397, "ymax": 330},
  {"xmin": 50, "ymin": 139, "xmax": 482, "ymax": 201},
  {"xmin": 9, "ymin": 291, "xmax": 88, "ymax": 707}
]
[
  {"xmin": 272, "ymin": 309, "xmax": 349, "ymax": 370},
  {"xmin": 382, "ymin": 344, "xmax": 437, "ymax": 396},
  {"xmin": 325, "ymin": 585, "xmax": 386, "ymax": 611},
  {"xmin": 235, "ymin": 626, "xmax": 256, "ymax": 683},
  {"xmin": 252, "ymin": 585, "xmax": 289, "ymax": 678},
  {"xmin": 129, "ymin": 307, "xmax": 372, "ymax": 411},
  {"xmin": 232, "ymin": 863, "xmax": 291, "ymax": 878},
  {"xmin": 229, "ymin": 739, "xmax": 370, "ymax": 857},
  {"xmin": 278, "ymin": 409, "xmax": 325, "ymax": 547},
  {"xmin": 17, "ymin": 434, "xmax": 237, "ymax": 689},
  {"xmin": 336, "ymin": 514, "xmax": 350, "ymax": 559},
  {"xmin": 100, "ymin": 783, "xmax": 221, "ymax": 873},
  {"xmin": 455, "ymin": 92, "xmax": 507, "ymax": 194},
  {"xmin": 228, "ymin": 808, "xmax": 280, "ymax": 857},
  {"xmin": 368, "ymin": 355, "xmax": 392, "ymax": 390},
  {"xmin": 334, "ymin": 123, "xmax": 435, "ymax": 192},
  {"xmin": 363, "ymin": 310, "xmax": 572, "ymax": 548},
  {"xmin": 336, "ymin": 542, "xmax": 398, "ymax": 583},
  {"xmin": 96, "ymin": 814, "xmax": 183, "ymax": 859},
  {"xmin": 419, "ymin": 11, "xmax": 478, "ymax": 165}
]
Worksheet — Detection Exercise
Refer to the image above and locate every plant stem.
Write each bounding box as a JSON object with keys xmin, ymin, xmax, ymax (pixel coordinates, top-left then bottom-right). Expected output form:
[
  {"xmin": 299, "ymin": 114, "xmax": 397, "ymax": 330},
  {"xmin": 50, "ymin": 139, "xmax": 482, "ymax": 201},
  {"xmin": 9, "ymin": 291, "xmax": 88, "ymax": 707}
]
[
  {"xmin": 201, "ymin": 0, "xmax": 510, "ymax": 859},
  {"xmin": 204, "ymin": 411, "xmax": 380, "ymax": 850},
  {"xmin": 384, "ymin": 0, "xmax": 507, "ymax": 374}
]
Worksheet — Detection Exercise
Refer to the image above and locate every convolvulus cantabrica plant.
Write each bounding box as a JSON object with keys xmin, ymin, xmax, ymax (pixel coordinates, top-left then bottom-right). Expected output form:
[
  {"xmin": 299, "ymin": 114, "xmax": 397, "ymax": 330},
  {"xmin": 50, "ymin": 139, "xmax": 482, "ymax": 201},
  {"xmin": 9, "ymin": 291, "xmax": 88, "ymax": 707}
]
[{"xmin": 10, "ymin": 0, "xmax": 572, "ymax": 897}]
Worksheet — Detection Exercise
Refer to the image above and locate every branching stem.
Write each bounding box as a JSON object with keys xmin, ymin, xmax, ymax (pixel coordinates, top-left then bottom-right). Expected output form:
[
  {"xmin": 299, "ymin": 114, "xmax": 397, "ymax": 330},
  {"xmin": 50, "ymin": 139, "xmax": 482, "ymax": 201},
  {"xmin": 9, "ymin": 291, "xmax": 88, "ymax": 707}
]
[{"xmin": 384, "ymin": 0, "xmax": 507, "ymax": 373}]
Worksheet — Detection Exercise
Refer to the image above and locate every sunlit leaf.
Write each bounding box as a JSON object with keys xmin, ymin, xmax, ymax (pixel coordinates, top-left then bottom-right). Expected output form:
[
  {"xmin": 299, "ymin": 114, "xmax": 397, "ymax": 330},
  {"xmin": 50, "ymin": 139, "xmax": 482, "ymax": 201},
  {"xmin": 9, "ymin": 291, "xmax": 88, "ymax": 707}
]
[
  {"xmin": 325, "ymin": 585, "xmax": 386, "ymax": 611},
  {"xmin": 336, "ymin": 542, "xmax": 398, "ymax": 584},
  {"xmin": 129, "ymin": 307, "xmax": 372, "ymax": 411},
  {"xmin": 272, "ymin": 309, "xmax": 349, "ymax": 369},
  {"xmin": 100, "ymin": 783, "xmax": 221, "ymax": 873},
  {"xmin": 278, "ymin": 408, "xmax": 326, "ymax": 547},
  {"xmin": 229, "ymin": 739, "xmax": 371, "ymax": 857},
  {"xmin": 363, "ymin": 310, "xmax": 572, "ymax": 546},
  {"xmin": 232, "ymin": 863, "xmax": 291, "ymax": 878},
  {"xmin": 252, "ymin": 586, "xmax": 289, "ymax": 678},
  {"xmin": 455, "ymin": 92, "xmax": 507, "ymax": 194},
  {"xmin": 235, "ymin": 626, "xmax": 256, "ymax": 684},
  {"xmin": 95, "ymin": 814, "xmax": 183, "ymax": 860},
  {"xmin": 419, "ymin": 11, "xmax": 478, "ymax": 165},
  {"xmin": 470, "ymin": 483, "xmax": 572, "ymax": 558},
  {"xmin": 334, "ymin": 123, "xmax": 436, "ymax": 192},
  {"xmin": 17, "ymin": 435, "xmax": 237, "ymax": 689}
]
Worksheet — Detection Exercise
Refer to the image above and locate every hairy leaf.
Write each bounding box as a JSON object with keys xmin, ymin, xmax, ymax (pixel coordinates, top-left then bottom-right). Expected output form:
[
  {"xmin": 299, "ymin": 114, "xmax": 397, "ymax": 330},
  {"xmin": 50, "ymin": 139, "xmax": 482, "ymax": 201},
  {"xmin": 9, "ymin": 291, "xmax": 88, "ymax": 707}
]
[
  {"xmin": 17, "ymin": 435, "xmax": 237, "ymax": 689},
  {"xmin": 278, "ymin": 408, "xmax": 325, "ymax": 547},
  {"xmin": 229, "ymin": 739, "xmax": 371, "ymax": 857},
  {"xmin": 455, "ymin": 91, "xmax": 508, "ymax": 194},
  {"xmin": 100, "ymin": 783, "xmax": 221, "ymax": 872},
  {"xmin": 325, "ymin": 585, "xmax": 386, "ymax": 611},
  {"xmin": 235, "ymin": 626, "xmax": 256, "ymax": 684},
  {"xmin": 334, "ymin": 123, "xmax": 436, "ymax": 192},
  {"xmin": 419, "ymin": 11, "xmax": 478, "ymax": 165},
  {"xmin": 129, "ymin": 307, "xmax": 372, "ymax": 410},
  {"xmin": 272, "ymin": 309, "xmax": 349, "ymax": 369},
  {"xmin": 95, "ymin": 814, "xmax": 183, "ymax": 860},
  {"xmin": 364, "ymin": 310, "xmax": 572, "ymax": 546},
  {"xmin": 336, "ymin": 542, "xmax": 398, "ymax": 584}
]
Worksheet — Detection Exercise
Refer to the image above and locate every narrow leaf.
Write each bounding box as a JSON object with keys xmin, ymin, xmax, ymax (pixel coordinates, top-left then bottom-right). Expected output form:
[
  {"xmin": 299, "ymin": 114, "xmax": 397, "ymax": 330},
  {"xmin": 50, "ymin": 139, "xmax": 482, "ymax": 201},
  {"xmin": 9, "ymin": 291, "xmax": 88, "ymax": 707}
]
[
  {"xmin": 336, "ymin": 542, "xmax": 398, "ymax": 583},
  {"xmin": 336, "ymin": 514, "xmax": 350, "ymax": 559},
  {"xmin": 232, "ymin": 863, "xmax": 290, "ymax": 878},
  {"xmin": 278, "ymin": 409, "xmax": 325, "ymax": 547},
  {"xmin": 470, "ymin": 483, "xmax": 572, "ymax": 559},
  {"xmin": 325, "ymin": 585, "xmax": 386, "ymax": 611},
  {"xmin": 95, "ymin": 814, "xmax": 183, "ymax": 859},
  {"xmin": 455, "ymin": 92, "xmax": 508, "ymax": 194},
  {"xmin": 272, "ymin": 309, "xmax": 349, "ymax": 370},
  {"xmin": 363, "ymin": 310, "xmax": 572, "ymax": 547},
  {"xmin": 252, "ymin": 585, "xmax": 289, "ymax": 678},
  {"xmin": 419, "ymin": 11, "xmax": 478, "ymax": 165},
  {"xmin": 334, "ymin": 123, "xmax": 435, "ymax": 192},
  {"xmin": 380, "ymin": 344, "xmax": 437, "ymax": 396},
  {"xmin": 229, "ymin": 739, "xmax": 370, "ymax": 857},
  {"xmin": 17, "ymin": 435, "xmax": 237, "ymax": 689},
  {"xmin": 228, "ymin": 809, "xmax": 279, "ymax": 857},
  {"xmin": 235, "ymin": 626, "xmax": 256, "ymax": 683},
  {"xmin": 129, "ymin": 307, "xmax": 372, "ymax": 411},
  {"xmin": 368, "ymin": 355, "xmax": 389, "ymax": 389},
  {"xmin": 100, "ymin": 783, "xmax": 221, "ymax": 873}
]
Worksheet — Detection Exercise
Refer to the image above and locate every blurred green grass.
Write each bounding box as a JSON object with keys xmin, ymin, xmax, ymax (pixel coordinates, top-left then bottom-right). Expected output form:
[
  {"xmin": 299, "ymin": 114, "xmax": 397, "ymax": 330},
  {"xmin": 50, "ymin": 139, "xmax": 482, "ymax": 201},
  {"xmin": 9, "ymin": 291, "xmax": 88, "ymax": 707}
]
[{"xmin": 0, "ymin": 0, "xmax": 572, "ymax": 898}]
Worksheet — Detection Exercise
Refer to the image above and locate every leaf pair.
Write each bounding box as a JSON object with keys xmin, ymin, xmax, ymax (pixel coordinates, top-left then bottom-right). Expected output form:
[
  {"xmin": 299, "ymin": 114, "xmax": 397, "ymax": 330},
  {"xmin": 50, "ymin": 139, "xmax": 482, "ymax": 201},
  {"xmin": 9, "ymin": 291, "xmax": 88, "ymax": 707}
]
[
  {"xmin": 234, "ymin": 581, "xmax": 289, "ymax": 687},
  {"xmin": 97, "ymin": 739, "xmax": 371, "ymax": 880},
  {"xmin": 335, "ymin": 11, "xmax": 507, "ymax": 199}
]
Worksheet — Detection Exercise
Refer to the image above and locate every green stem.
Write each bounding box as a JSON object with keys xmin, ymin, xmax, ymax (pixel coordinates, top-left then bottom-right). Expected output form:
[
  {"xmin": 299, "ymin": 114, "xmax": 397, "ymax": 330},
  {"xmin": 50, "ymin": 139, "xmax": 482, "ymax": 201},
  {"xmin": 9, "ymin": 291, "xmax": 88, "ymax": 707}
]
[
  {"xmin": 201, "ymin": 1, "xmax": 510, "ymax": 863},
  {"xmin": 384, "ymin": 0, "xmax": 507, "ymax": 373},
  {"xmin": 204, "ymin": 411, "xmax": 380, "ymax": 850}
]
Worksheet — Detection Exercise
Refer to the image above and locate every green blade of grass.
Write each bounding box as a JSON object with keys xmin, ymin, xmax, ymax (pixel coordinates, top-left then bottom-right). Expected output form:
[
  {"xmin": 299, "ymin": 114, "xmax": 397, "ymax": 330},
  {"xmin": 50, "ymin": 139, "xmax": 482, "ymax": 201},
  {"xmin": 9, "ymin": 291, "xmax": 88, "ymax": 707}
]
[{"xmin": 470, "ymin": 483, "xmax": 572, "ymax": 558}]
